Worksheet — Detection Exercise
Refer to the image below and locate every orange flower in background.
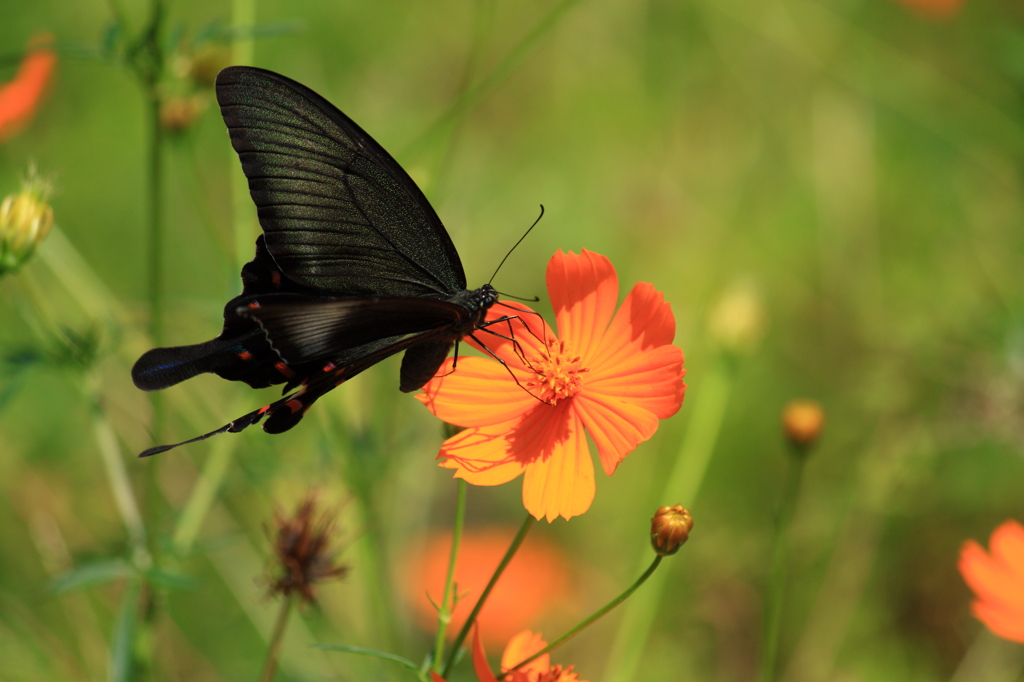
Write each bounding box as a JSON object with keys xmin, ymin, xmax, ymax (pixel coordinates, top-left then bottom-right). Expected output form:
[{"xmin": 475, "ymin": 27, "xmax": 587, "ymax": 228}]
[
  {"xmin": 417, "ymin": 249, "xmax": 685, "ymax": 521},
  {"xmin": 895, "ymin": 0, "xmax": 963, "ymax": 19},
  {"xmin": 404, "ymin": 529, "xmax": 572, "ymax": 647},
  {"xmin": 431, "ymin": 628, "xmax": 587, "ymax": 682},
  {"xmin": 958, "ymin": 519, "xmax": 1024, "ymax": 644},
  {"xmin": 0, "ymin": 34, "xmax": 57, "ymax": 143}
]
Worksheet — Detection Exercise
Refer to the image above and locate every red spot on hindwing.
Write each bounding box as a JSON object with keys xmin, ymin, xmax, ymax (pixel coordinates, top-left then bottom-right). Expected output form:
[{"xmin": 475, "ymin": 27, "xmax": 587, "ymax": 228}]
[
  {"xmin": 248, "ymin": 301, "xmax": 261, "ymax": 309},
  {"xmin": 285, "ymin": 399, "xmax": 303, "ymax": 414},
  {"xmin": 323, "ymin": 362, "xmax": 336, "ymax": 372},
  {"xmin": 238, "ymin": 351, "xmax": 253, "ymax": 361},
  {"xmin": 270, "ymin": 271, "xmax": 282, "ymax": 287},
  {"xmin": 275, "ymin": 362, "xmax": 295, "ymax": 378}
]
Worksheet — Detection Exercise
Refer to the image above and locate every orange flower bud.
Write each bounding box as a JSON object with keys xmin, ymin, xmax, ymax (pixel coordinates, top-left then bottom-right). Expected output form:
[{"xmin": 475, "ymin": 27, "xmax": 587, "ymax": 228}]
[
  {"xmin": 0, "ymin": 171, "xmax": 53, "ymax": 276},
  {"xmin": 782, "ymin": 399, "xmax": 824, "ymax": 451},
  {"xmin": 159, "ymin": 95, "xmax": 206, "ymax": 133},
  {"xmin": 650, "ymin": 505, "xmax": 693, "ymax": 556}
]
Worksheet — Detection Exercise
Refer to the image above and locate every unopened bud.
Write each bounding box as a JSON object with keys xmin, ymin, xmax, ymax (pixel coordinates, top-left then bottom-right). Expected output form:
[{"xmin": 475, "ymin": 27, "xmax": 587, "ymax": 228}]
[
  {"xmin": 782, "ymin": 399, "xmax": 824, "ymax": 452},
  {"xmin": 159, "ymin": 96, "xmax": 206, "ymax": 133},
  {"xmin": 0, "ymin": 172, "xmax": 53, "ymax": 276},
  {"xmin": 651, "ymin": 505, "xmax": 693, "ymax": 556},
  {"xmin": 707, "ymin": 280, "xmax": 766, "ymax": 354},
  {"xmin": 186, "ymin": 45, "xmax": 230, "ymax": 88}
]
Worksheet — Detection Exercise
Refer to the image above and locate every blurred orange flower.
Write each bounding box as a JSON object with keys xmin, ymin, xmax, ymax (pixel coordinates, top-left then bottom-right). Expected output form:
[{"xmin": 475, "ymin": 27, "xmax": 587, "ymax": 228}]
[
  {"xmin": 958, "ymin": 519, "xmax": 1024, "ymax": 644},
  {"xmin": 404, "ymin": 528, "xmax": 572, "ymax": 647},
  {"xmin": 0, "ymin": 34, "xmax": 57, "ymax": 143},
  {"xmin": 417, "ymin": 249, "xmax": 685, "ymax": 521},
  {"xmin": 895, "ymin": 0, "xmax": 963, "ymax": 19},
  {"xmin": 431, "ymin": 628, "xmax": 588, "ymax": 682}
]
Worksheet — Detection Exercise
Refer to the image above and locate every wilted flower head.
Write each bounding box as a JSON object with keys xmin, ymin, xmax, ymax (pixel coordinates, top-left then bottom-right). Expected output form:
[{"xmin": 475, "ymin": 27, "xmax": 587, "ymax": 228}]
[
  {"xmin": 418, "ymin": 249, "xmax": 685, "ymax": 522},
  {"xmin": 0, "ymin": 34, "xmax": 57, "ymax": 143},
  {"xmin": 267, "ymin": 492, "xmax": 346, "ymax": 605},
  {"xmin": 959, "ymin": 519, "xmax": 1024, "ymax": 644},
  {"xmin": 650, "ymin": 505, "xmax": 693, "ymax": 556},
  {"xmin": 1, "ymin": 169, "xmax": 54, "ymax": 277}
]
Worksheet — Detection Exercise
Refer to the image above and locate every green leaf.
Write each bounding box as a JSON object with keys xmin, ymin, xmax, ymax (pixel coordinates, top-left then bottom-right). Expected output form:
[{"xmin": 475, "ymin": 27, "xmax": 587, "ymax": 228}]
[
  {"xmin": 50, "ymin": 559, "xmax": 133, "ymax": 594},
  {"xmin": 110, "ymin": 579, "xmax": 141, "ymax": 682},
  {"xmin": 312, "ymin": 644, "xmax": 419, "ymax": 672}
]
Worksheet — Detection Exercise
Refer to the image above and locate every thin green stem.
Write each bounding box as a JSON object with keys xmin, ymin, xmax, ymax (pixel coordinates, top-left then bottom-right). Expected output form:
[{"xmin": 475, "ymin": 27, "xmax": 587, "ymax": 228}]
[
  {"xmin": 88, "ymin": 380, "xmax": 149, "ymax": 565},
  {"xmin": 402, "ymin": 0, "xmax": 583, "ymax": 163},
  {"xmin": 759, "ymin": 449, "xmax": 808, "ymax": 682},
  {"xmin": 604, "ymin": 353, "xmax": 734, "ymax": 682},
  {"xmin": 259, "ymin": 595, "xmax": 294, "ymax": 682},
  {"xmin": 171, "ymin": 429, "xmax": 238, "ymax": 556},
  {"xmin": 441, "ymin": 513, "xmax": 535, "ymax": 678},
  {"xmin": 432, "ymin": 479, "xmax": 468, "ymax": 673},
  {"xmin": 512, "ymin": 555, "xmax": 664, "ymax": 672}
]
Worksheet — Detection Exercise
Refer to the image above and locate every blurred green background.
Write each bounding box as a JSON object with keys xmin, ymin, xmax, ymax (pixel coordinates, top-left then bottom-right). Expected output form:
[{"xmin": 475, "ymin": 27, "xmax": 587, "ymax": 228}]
[{"xmin": 2, "ymin": 0, "xmax": 1024, "ymax": 680}]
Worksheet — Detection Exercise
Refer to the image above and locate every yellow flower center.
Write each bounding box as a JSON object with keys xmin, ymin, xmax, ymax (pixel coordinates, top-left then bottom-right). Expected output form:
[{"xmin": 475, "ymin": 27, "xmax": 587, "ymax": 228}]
[{"xmin": 527, "ymin": 338, "xmax": 588, "ymax": 403}]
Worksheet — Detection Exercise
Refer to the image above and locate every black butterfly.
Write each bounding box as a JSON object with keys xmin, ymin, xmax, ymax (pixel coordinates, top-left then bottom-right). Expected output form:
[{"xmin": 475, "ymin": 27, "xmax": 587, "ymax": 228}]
[{"xmin": 132, "ymin": 66, "xmax": 502, "ymax": 457}]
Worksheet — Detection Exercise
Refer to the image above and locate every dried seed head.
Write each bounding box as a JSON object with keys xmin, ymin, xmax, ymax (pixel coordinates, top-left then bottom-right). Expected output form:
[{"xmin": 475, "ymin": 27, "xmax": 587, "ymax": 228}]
[{"xmin": 267, "ymin": 492, "xmax": 346, "ymax": 605}]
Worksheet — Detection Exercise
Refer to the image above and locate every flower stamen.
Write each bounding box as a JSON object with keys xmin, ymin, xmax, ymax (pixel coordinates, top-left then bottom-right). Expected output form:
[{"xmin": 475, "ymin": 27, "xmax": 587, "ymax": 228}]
[{"xmin": 526, "ymin": 338, "xmax": 588, "ymax": 404}]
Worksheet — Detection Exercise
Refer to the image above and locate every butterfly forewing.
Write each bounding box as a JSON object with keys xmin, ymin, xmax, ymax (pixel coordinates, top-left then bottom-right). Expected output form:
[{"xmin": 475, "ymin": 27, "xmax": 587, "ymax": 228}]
[{"xmin": 216, "ymin": 67, "xmax": 466, "ymax": 296}]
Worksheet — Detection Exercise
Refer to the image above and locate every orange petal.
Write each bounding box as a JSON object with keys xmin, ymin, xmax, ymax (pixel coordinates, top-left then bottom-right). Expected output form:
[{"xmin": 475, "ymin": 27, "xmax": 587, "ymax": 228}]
[
  {"xmin": 501, "ymin": 630, "xmax": 550, "ymax": 674},
  {"xmin": 0, "ymin": 35, "xmax": 57, "ymax": 143},
  {"xmin": 960, "ymin": 538, "xmax": 1024, "ymax": 610},
  {"xmin": 438, "ymin": 420, "xmax": 528, "ymax": 486},
  {"xmin": 521, "ymin": 406, "xmax": 595, "ymax": 521},
  {"xmin": 417, "ymin": 357, "xmax": 536, "ymax": 427},
  {"xmin": 547, "ymin": 250, "xmax": 619, "ymax": 364},
  {"xmin": 586, "ymin": 344, "xmax": 685, "ymax": 419},
  {"xmin": 572, "ymin": 393, "xmax": 660, "ymax": 476},
  {"xmin": 589, "ymin": 281, "xmax": 677, "ymax": 371},
  {"xmin": 990, "ymin": 520, "xmax": 1024, "ymax": 588},
  {"xmin": 971, "ymin": 599, "xmax": 1024, "ymax": 644},
  {"xmin": 472, "ymin": 627, "xmax": 501, "ymax": 682},
  {"xmin": 430, "ymin": 672, "xmax": 447, "ymax": 682}
]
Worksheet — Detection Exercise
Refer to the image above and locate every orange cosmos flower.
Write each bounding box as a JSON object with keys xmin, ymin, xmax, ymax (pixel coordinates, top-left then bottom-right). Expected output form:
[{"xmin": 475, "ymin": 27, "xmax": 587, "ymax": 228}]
[
  {"xmin": 404, "ymin": 528, "xmax": 572, "ymax": 647},
  {"xmin": 431, "ymin": 628, "xmax": 587, "ymax": 682},
  {"xmin": 417, "ymin": 249, "xmax": 685, "ymax": 521},
  {"xmin": 959, "ymin": 519, "xmax": 1024, "ymax": 644},
  {"xmin": 895, "ymin": 0, "xmax": 963, "ymax": 19},
  {"xmin": 0, "ymin": 34, "xmax": 57, "ymax": 143}
]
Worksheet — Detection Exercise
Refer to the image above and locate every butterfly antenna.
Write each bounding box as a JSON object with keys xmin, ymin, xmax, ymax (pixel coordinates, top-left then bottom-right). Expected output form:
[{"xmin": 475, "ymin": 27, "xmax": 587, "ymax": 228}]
[{"xmin": 488, "ymin": 204, "xmax": 544, "ymax": 285}]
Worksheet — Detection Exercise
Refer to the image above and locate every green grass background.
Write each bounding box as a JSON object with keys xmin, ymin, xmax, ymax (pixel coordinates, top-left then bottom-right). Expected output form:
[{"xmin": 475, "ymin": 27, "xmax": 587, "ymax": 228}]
[{"xmin": 2, "ymin": 0, "xmax": 1024, "ymax": 680}]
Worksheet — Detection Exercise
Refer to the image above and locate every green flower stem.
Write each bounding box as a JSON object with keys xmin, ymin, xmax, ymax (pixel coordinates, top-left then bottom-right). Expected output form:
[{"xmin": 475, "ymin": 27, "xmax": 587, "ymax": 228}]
[
  {"xmin": 604, "ymin": 353, "xmax": 734, "ymax": 682},
  {"xmin": 758, "ymin": 447, "xmax": 808, "ymax": 682},
  {"xmin": 441, "ymin": 512, "xmax": 535, "ymax": 678},
  {"xmin": 511, "ymin": 555, "xmax": 665, "ymax": 672},
  {"xmin": 259, "ymin": 594, "xmax": 294, "ymax": 682},
  {"xmin": 432, "ymin": 479, "xmax": 468, "ymax": 673},
  {"xmin": 402, "ymin": 0, "xmax": 583, "ymax": 163}
]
